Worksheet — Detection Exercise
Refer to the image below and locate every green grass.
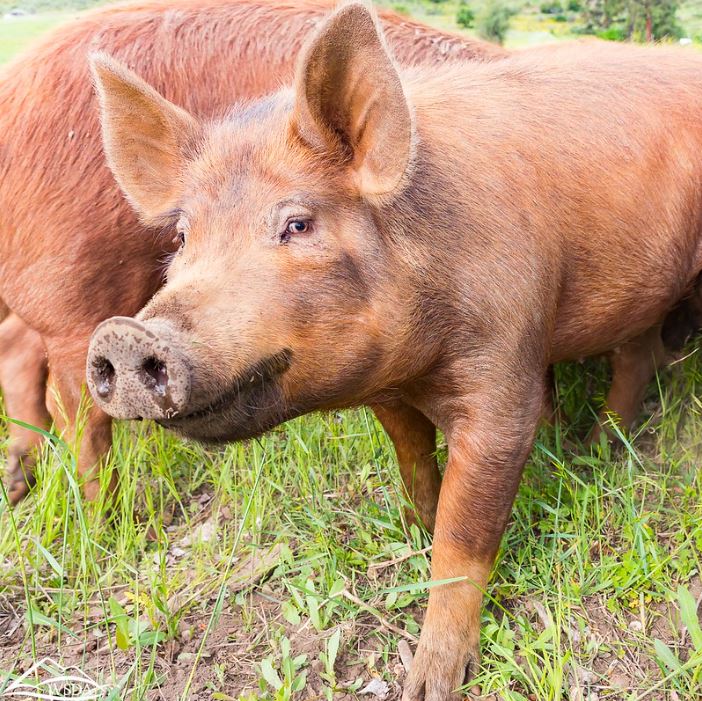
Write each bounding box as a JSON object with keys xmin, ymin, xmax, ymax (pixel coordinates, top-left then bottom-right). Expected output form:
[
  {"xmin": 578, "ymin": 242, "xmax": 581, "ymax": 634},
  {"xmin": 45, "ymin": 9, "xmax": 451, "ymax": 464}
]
[
  {"xmin": 679, "ymin": 0, "xmax": 702, "ymax": 42},
  {"xmin": 1, "ymin": 3, "xmax": 702, "ymax": 700},
  {"xmin": 1, "ymin": 357, "xmax": 701, "ymax": 699}
]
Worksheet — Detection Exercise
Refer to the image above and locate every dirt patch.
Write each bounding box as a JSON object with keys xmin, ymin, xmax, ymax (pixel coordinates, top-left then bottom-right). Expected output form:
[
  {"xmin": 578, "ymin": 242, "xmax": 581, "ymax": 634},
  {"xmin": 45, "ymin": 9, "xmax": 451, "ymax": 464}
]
[{"xmin": 0, "ymin": 588, "xmax": 411, "ymax": 700}]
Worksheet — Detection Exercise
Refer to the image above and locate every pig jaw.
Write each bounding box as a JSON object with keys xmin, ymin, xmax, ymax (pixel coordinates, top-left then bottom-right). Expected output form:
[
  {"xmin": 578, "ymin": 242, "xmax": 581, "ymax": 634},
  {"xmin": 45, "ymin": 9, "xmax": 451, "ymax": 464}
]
[{"xmin": 156, "ymin": 348, "xmax": 296, "ymax": 442}]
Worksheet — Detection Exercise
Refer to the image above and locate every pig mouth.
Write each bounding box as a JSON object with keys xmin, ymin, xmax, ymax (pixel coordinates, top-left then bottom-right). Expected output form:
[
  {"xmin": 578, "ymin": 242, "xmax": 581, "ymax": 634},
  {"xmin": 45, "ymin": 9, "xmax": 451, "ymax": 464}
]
[{"xmin": 157, "ymin": 348, "xmax": 293, "ymax": 439}]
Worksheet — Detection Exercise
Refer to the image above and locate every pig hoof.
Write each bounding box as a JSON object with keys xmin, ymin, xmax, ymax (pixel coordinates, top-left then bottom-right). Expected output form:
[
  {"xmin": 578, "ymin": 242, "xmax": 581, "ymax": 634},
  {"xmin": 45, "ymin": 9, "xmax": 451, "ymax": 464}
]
[
  {"xmin": 2, "ymin": 458, "xmax": 36, "ymax": 505},
  {"xmin": 401, "ymin": 639, "xmax": 478, "ymax": 701}
]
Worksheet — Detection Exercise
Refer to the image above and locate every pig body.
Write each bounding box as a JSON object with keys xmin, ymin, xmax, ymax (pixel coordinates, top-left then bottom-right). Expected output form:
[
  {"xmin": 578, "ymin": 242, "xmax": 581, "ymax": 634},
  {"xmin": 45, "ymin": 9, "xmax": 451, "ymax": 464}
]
[
  {"xmin": 0, "ymin": 0, "xmax": 504, "ymax": 502},
  {"xmin": 87, "ymin": 8, "xmax": 702, "ymax": 698}
]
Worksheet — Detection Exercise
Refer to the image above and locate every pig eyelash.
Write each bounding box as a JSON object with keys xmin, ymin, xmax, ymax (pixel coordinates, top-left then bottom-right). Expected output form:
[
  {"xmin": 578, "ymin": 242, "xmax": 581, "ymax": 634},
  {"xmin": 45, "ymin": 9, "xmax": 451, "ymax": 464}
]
[
  {"xmin": 157, "ymin": 252, "xmax": 177, "ymax": 282},
  {"xmin": 174, "ymin": 214, "xmax": 190, "ymax": 247}
]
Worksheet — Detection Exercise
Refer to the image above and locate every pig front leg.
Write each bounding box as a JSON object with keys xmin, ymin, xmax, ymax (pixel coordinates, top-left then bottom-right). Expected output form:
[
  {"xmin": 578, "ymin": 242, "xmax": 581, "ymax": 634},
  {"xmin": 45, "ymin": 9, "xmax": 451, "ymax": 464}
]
[
  {"xmin": 403, "ymin": 379, "xmax": 544, "ymax": 701},
  {"xmin": 372, "ymin": 400, "xmax": 442, "ymax": 532}
]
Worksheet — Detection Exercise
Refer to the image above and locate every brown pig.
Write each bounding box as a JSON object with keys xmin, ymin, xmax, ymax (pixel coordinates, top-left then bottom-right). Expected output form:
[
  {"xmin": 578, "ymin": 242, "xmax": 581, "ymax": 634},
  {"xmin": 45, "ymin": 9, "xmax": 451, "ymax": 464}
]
[
  {"xmin": 0, "ymin": 0, "xmax": 505, "ymax": 505},
  {"xmin": 86, "ymin": 3, "xmax": 702, "ymax": 697}
]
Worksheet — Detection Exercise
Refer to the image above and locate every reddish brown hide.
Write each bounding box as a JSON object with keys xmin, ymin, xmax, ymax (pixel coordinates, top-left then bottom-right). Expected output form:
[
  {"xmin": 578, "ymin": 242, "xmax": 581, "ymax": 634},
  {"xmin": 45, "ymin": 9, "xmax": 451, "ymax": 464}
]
[
  {"xmin": 0, "ymin": 0, "xmax": 505, "ymax": 503},
  {"xmin": 87, "ymin": 4, "xmax": 702, "ymax": 696}
]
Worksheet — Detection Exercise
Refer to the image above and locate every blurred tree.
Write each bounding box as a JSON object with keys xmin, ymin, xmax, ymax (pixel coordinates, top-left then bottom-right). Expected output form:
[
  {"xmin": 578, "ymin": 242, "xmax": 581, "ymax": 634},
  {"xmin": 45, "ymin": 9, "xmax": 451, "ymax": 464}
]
[
  {"xmin": 580, "ymin": 0, "xmax": 682, "ymax": 40},
  {"xmin": 629, "ymin": 0, "xmax": 682, "ymax": 41},
  {"xmin": 456, "ymin": 3, "xmax": 476, "ymax": 27},
  {"xmin": 581, "ymin": 0, "xmax": 622, "ymax": 30},
  {"xmin": 540, "ymin": 1, "xmax": 563, "ymax": 14},
  {"xmin": 477, "ymin": 0, "xmax": 516, "ymax": 44}
]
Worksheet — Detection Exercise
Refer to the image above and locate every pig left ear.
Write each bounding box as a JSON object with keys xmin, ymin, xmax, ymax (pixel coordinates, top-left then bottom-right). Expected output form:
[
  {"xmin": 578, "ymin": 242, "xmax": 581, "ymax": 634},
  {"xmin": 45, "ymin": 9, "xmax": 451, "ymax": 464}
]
[
  {"xmin": 90, "ymin": 53, "xmax": 199, "ymax": 224},
  {"xmin": 293, "ymin": 2, "xmax": 414, "ymax": 200}
]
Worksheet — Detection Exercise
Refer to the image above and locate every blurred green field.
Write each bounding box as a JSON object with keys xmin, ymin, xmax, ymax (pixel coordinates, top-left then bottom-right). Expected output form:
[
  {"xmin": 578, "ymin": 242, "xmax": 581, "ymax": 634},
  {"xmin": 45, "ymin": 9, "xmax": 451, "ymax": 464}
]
[
  {"xmin": 3, "ymin": 0, "xmax": 702, "ymax": 61},
  {"xmin": 0, "ymin": 11, "xmax": 75, "ymax": 62}
]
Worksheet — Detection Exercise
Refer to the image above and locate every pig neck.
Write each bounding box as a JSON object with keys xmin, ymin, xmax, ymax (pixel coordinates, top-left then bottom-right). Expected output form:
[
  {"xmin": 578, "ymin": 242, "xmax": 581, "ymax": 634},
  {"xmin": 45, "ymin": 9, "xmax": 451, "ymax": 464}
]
[
  {"xmin": 389, "ymin": 51, "xmax": 702, "ymax": 387},
  {"xmin": 369, "ymin": 130, "xmax": 553, "ymax": 404},
  {"xmin": 362, "ymin": 66, "xmax": 562, "ymax": 426}
]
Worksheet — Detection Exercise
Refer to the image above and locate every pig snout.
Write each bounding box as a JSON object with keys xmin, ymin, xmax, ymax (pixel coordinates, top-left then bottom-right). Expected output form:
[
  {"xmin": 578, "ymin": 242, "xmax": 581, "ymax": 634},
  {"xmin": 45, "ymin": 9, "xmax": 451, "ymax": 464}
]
[{"xmin": 86, "ymin": 316, "xmax": 191, "ymax": 421}]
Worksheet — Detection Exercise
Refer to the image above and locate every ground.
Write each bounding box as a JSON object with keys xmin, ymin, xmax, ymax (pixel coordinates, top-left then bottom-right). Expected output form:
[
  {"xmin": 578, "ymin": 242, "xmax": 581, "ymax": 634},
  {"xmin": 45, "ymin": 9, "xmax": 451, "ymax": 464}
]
[{"xmin": 1, "ymin": 2, "xmax": 702, "ymax": 701}]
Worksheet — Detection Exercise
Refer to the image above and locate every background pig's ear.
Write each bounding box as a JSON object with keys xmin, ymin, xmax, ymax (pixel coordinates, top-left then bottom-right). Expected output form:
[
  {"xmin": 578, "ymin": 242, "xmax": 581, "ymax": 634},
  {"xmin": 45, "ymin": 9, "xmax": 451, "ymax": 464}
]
[
  {"xmin": 90, "ymin": 53, "xmax": 198, "ymax": 224},
  {"xmin": 293, "ymin": 2, "xmax": 414, "ymax": 200}
]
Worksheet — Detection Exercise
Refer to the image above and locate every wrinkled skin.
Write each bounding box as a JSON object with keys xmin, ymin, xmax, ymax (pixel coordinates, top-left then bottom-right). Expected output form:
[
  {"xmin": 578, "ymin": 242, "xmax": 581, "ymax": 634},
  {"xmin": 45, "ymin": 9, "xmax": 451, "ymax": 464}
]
[{"xmin": 87, "ymin": 5, "xmax": 702, "ymax": 699}]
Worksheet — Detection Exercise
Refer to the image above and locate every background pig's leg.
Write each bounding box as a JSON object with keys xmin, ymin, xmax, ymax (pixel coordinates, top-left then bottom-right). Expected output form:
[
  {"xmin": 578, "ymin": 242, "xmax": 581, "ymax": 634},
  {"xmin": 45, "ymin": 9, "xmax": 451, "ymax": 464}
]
[
  {"xmin": 0, "ymin": 314, "xmax": 50, "ymax": 504},
  {"xmin": 0, "ymin": 316, "xmax": 50, "ymax": 503},
  {"xmin": 541, "ymin": 365, "xmax": 562, "ymax": 424},
  {"xmin": 403, "ymin": 373, "xmax": 545, "ymax": 701},
  {"xmin": 661, "ymin": 274, "xmax": 702, "ymax": 351},
  {"xmin": 44, "ymin": 338, "xmax": 115, "ymax": 501},
  {"xmin": 589, "ymin": 324, "xmax": 665, "ymax": 444},
  {"xmin": 372, "ymin": 401, "xmax": 442, "ymax": 532}
]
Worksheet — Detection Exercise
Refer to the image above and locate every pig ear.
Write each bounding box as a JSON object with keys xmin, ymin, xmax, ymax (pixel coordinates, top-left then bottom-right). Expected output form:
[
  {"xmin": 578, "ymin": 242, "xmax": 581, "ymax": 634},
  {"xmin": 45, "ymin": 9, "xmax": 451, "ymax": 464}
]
[
  {"xmin": 90, "ymin": 53, "xmax": 198, "ymax": 224},
  {"xmin": 293, "ymin": 2, "xmax": 413, "ymax": 200}
]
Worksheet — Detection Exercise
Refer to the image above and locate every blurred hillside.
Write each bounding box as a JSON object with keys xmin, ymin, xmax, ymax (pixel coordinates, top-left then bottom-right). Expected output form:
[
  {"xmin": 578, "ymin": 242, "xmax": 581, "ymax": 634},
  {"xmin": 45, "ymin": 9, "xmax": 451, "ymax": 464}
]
[{"xmin": 1, "ymin": 0, "xmax": 702, "ymax": 56}]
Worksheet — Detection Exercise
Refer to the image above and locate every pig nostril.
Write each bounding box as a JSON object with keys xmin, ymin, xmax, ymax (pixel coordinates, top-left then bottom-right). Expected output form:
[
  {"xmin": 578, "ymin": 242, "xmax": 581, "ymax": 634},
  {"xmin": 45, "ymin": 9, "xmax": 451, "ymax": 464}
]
[
  {"xmin": 141, "ymin": 356, "xmax": 169, "ymax": 396},
  {"xmin": 92, "ymin": 357, "xmax": 115, "ymax": 399}
]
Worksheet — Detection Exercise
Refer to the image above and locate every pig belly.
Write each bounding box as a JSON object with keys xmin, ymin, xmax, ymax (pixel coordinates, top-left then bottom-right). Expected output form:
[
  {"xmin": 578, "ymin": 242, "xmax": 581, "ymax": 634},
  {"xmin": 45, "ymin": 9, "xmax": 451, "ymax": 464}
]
[{"xmin": 549, "ymin": 254, "xmax": 697, "ymax": 362}]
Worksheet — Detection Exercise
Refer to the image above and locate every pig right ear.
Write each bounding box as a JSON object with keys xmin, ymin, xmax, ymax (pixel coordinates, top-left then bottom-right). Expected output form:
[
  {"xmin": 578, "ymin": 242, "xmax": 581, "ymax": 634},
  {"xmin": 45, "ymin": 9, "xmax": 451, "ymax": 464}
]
[
  {"xmin": 90, "ymin": 53, "xmax": 198, "ymax": 224},
  {"xmin": 293, "ymin": 3, "xmax": 414, "ymax": 202}
]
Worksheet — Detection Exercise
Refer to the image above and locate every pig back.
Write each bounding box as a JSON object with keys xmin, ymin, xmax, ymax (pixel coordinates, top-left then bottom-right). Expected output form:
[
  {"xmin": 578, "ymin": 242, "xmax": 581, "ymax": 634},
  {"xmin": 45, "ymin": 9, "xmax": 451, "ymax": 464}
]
[{"xmin": 401, "ymin": 42, "xmax": 702, "ymax": 362}]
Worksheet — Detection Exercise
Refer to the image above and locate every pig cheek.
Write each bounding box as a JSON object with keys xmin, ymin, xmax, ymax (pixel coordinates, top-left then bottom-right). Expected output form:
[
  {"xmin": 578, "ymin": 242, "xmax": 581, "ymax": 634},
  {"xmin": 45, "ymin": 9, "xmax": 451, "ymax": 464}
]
[
  {"xmin": 285, "ymin": 310, "xmax": 379, "ymax": 401},
  {"xmin": 271, "ymin": 253, "xmax": 376, "ymax": 380},
  {"xmin": 286, "ymin": 252, "xmax": 372, "ymax": 325}
]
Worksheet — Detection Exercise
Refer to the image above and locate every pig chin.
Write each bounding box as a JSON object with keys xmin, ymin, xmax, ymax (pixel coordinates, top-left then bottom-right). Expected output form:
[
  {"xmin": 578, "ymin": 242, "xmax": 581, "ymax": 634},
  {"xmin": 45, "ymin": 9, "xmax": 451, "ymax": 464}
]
[{"xmin": 156, "ymin": 349, "xmax": 296, "ymax": 442}]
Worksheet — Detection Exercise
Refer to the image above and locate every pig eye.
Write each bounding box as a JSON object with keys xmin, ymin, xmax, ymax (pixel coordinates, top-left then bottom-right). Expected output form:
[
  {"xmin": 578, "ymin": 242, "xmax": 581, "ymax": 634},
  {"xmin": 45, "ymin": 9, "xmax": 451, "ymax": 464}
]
[
  {"xmin": 288, "ymin": 220, "xmax": 309, "ymax": 234},
  {"xmin": 280, "ymin": 219, "xmax": 311, "ymax": 244}
]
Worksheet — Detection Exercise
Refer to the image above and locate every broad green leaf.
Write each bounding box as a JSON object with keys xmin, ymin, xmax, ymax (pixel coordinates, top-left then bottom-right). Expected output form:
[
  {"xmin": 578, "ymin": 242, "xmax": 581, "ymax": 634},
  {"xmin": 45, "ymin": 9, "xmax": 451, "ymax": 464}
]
[
  {"xmin": 654, "ymin": 639, "xmax": 682, "ymax": 673},
  {"xmin": 282, "ymin": 600, "xmax": 300, "ymax": 625},
  {"xmin": 32, "ymin": 538, "xmax": 64, "ymax": 579},
  {"xmin": 292, "ymin": 670, "xmax": 307, "ymax": 692},
  {"xmin": 678, "ymin": 585, "xmax": 702, "ymax": 652},
  {"xmin": 307, "ymin": 595, "xmax": 321, "ymax": 631},
  {"xmin": 260, "ymin": 658, "xmax": 282, "ymax": 690},
  {"xmin": 328, "ymin": 578, "xmax": 345, "ymax": 598},
  {"xmin": 25, "ymin": 607, "xmax": 76, "ymax": 638},
  {"xmin": 115, "ymin": 624, "xmax": 131, "ymax": 651},
  {"xmin": 327, "ymin": 628, "xmax": 341, "ymax": 670},
  {"xmin": 109, "ymin": 596, "xmax": 126, "ymax": 618}
]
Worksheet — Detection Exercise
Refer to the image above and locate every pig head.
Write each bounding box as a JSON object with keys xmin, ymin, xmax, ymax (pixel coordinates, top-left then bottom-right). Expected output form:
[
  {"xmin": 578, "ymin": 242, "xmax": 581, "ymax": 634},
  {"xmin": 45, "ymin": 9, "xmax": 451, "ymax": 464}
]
[{"xmin": 86, "ymin": 33, "xmax": 423, "ymax": 442}]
